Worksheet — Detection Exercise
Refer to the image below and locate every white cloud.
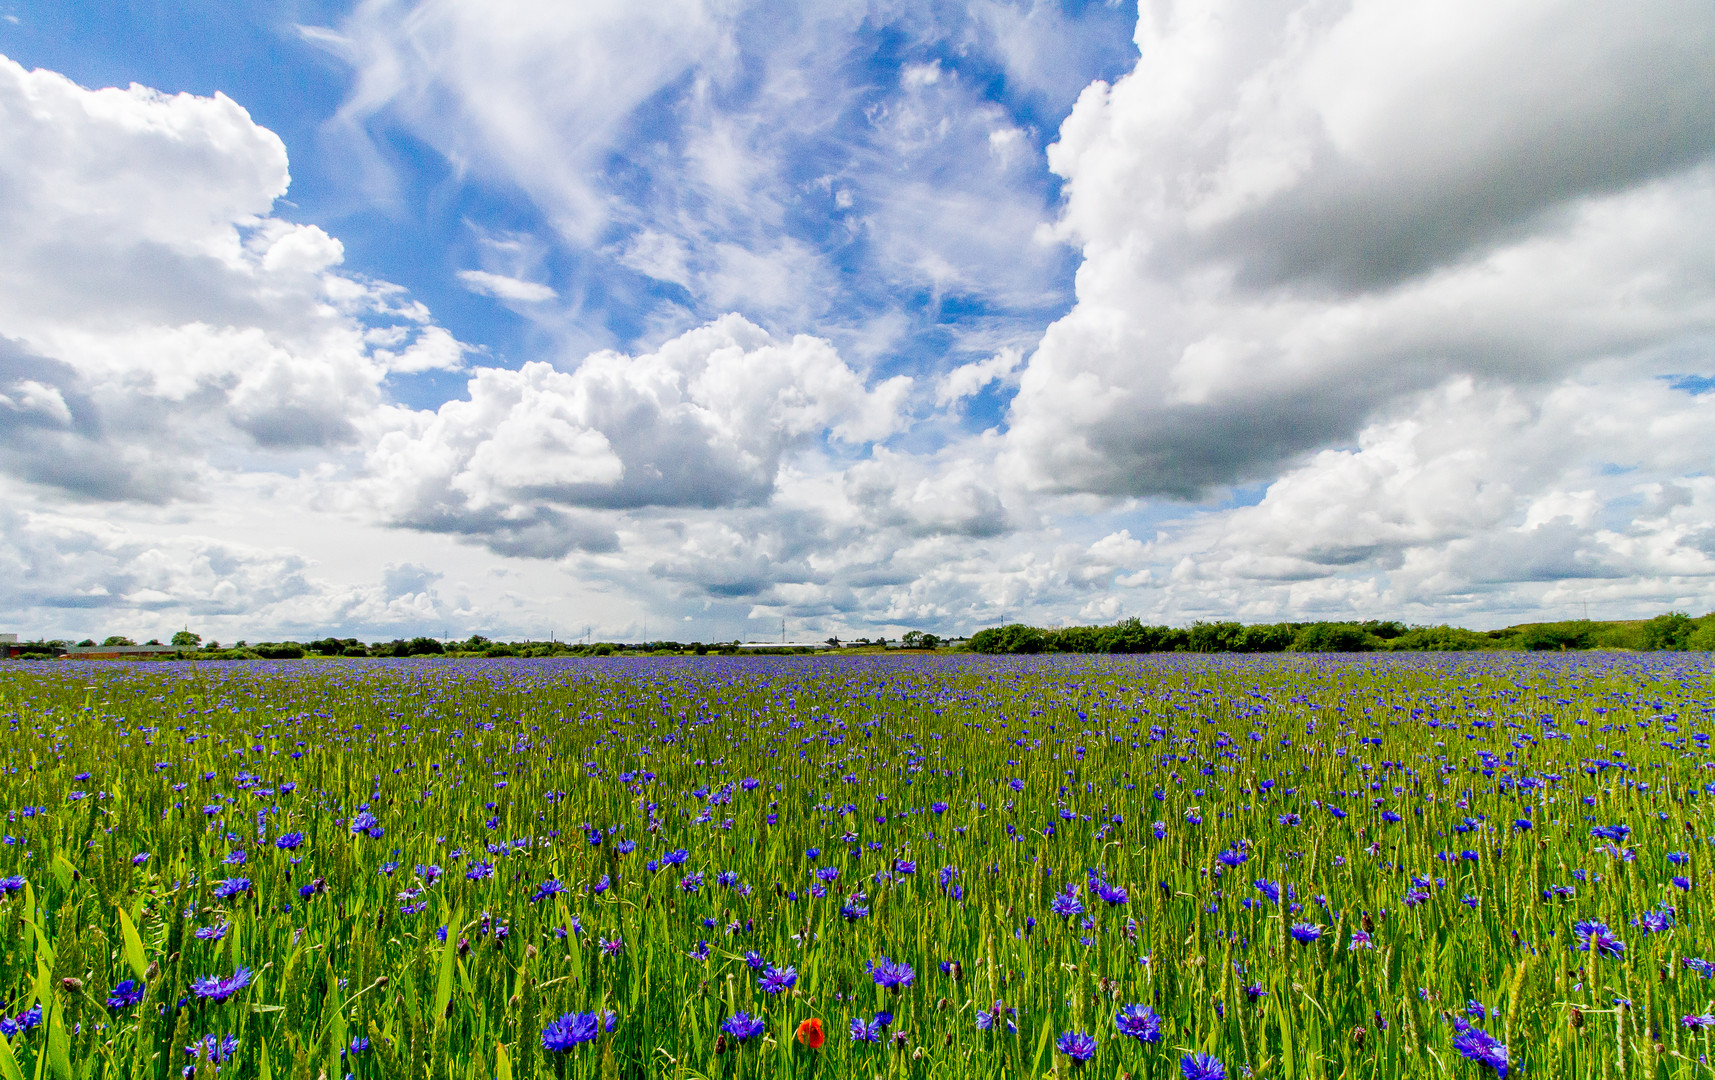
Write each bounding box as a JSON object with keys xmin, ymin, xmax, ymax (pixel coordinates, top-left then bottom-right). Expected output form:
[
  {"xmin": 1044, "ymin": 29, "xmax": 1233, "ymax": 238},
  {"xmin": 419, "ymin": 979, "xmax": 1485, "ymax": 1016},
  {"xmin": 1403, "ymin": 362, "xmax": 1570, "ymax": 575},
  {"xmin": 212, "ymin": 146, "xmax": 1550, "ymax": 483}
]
[
  {"xmin": 456, "ymin": 269, "xmax": 557, "ymax": 303},
  {"xmin": 0, "ymin": 54, "xmax": 462, "ymax": 499},
  {"xmin": 313, "ymin": 1, "xmax": 1083, "ymax": 353},
  {"xmin": 1128, "ymin": 373, "xmax": 1715, "ymax": 621},
  {"xmin": 365, "ymin": 314, "xmax": 914, "ymax": 556},
  {"xmin": 935, "ymin": 347, "xmax": 1022, "ymax": 407},
  {"xmin": 310, "ymin": 0, "xmax": 723, "ymax": 242},
  {"xmin": 8, "ymin": 3, "xmax": 1715, "ymax": 642},
  {"xmin": 1004, "ymin": 0, "xmax": 1715, "ymax": 500}
]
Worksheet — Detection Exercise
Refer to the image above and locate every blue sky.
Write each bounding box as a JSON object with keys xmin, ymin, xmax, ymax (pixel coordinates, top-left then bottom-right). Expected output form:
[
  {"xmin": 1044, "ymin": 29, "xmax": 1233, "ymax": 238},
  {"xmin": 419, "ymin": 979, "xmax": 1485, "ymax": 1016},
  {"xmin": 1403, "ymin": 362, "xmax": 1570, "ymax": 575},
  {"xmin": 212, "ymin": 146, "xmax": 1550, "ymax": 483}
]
[
  {"xmin": 1, "ymin": 0, "xmax": 1136, "ymax": 411},
  {"xmin": 2, "ymin": 0, "xmax": 1714, "ymax": 642}
]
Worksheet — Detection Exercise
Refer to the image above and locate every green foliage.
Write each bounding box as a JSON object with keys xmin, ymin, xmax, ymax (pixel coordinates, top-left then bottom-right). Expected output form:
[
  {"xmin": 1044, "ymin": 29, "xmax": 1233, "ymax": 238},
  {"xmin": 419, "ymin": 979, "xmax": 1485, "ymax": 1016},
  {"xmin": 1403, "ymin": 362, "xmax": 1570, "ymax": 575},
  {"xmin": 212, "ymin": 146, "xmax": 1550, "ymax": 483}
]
[
  {"xmin": 968, "ymin": 623, "xmax": 1047, "ymax": 653},
  {"xmin": 250, "ymin": 642, "xmax": 305, "ymax": 659},
  {"xmin": 1383, "ymin": 625, "xmax": 1493, "ymax": 651},
  {"xmin": 1641, "ymin": 611, "xmax": 1696, "ymax": 650},
  {"xmin": 970, "ymin": 610, "xmax": 1715, "ymax": 654},
  {"xmin": 1288, "ymin": 622, "xmax": 1376, "ymax": 652},
  {"xmin": 169, "ymin": 631, "xmax": 201, "ymax": 648},
  {"xmin": 99, "ymin": 636, "xmax": 135, "ymax": 647},
  {"xmin": 1691, "ymin": 617, "xmax": 1715, "ymax": 650},
  {"xmin": 372, "ymin": 637, "xmax": 446, "ymax": 658}
]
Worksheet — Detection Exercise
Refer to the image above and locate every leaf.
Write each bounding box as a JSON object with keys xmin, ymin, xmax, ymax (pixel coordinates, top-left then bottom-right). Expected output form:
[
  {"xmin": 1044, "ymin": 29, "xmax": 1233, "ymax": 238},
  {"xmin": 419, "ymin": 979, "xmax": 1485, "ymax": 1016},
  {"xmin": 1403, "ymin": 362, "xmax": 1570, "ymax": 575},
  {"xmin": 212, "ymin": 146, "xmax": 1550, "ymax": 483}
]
[
  {"xmin": 259, "ymin": 1040, "xmax": 273, "ymax": 1080},
  {"xmin": 250, "ymin": 1004, "xmax": 287, "ymax": 1014},
  {"xmin": 433, "ymin": 909, "xmax": 463, "ymax": 1024},
  {"xmin": 116, "ymin": 905, "xmax": 148, "ymax": 981},
  {"xmin": 46, "ymin": 997, "xmax": 72, "ymax": 1080},
  {"xmin": 34, "ymin": 956, "xmax": 52, "ymax": 1010},
  {"xmin": 0, "ymin": 1030, "xmax": 22, "ymax": 1080},
  {"xmin": 50, "ymin": 853, "xmax": 73, "ymax": 895},
  {"xmin": 1030, "ymin": 1016, "xmax": 1052, "ymax": 1078},
  {"xmin": 495, "ymin": 1043, "xmax": 514, "ymax": 1080}
]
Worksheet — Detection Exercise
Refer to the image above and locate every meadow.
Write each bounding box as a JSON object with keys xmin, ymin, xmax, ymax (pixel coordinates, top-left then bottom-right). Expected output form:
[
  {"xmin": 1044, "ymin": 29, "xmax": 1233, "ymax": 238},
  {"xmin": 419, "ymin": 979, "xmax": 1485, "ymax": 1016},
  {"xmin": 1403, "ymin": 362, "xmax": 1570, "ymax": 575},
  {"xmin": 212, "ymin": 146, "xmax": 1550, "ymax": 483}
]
[{"xmin": 0, "ymin": 650, "xmax": 1711, "ymax": 1080}]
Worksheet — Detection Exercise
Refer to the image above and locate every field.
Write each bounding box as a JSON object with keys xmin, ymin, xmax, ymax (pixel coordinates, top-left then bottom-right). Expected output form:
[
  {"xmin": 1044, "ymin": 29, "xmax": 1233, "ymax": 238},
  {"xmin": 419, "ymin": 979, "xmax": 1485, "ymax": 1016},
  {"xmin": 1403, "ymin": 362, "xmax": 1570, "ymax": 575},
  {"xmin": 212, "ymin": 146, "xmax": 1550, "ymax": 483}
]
[{"xmin": 0, "ymin": 651, "xmax": 1712, "ymax": 1080}]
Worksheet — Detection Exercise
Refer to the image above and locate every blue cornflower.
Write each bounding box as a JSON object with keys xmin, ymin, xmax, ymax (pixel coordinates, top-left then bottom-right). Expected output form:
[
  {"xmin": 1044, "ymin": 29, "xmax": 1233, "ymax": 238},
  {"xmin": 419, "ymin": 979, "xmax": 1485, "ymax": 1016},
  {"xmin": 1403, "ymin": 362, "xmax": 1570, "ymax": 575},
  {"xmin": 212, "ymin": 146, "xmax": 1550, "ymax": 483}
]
[
  {"xmin": 274, "ymin": 831, "xmax": 304, "ymax": 850},
  {"xmin": 1181, "ymin": 1052, "xmax": 1227, "ymax": 1080},
  {"xmin": 183, "ymin": 1033, "xmax": 240, "ymax": 1067},
  {"xmin": 1050, "ymin": 886, "xmax": 1085, "ymax": 919},
  {"xmin": 106, "ymin": 979, "xmax": 145, "ymax": 1009},
  {"xmin": 1290, "ymin": 922, "xmax": 1323, "ymax": 945},
  {"xmin": 1572, "ymin": 919, "xmax": 1625, "ymax": 958},
  {"xmin": 1452, "ymin": 1027, "xmax": 1508, "ymax": 1076},
  {"xmin": 1095, "ymin": 880, "xmax": 1129, "ymax": 905},
  {"xmin": 1114, "ymin": 1004, "xmax": 1162, "ymax": 1043},
  {"xmin": 212, "ymin": 878, "xmax": 251, "ymax": 900},
  {"xmin": 721, "ymin": 1011, "xmax": 767, "ymax": 1041},
  {"xmin": 975, "ymin": 1000, "xmax": 1017, "ymax": 1033},
  {"xmin": 541, "ymin": 1010, "xmax": 616, "ymax": 1051},
  {"xmin": 1057, "ymin": 1030, "xmax": 1097, "ymax": 1063},
  {"xmin": 530, "ymin": 878, "xmax": 565, "ymax": 903},
  {"xmin": 759, "ymin": 965, "xmax": 798, "ymax": 994},
  {"xmin": 191, "ymin": 967, "xmax": 253, "ymax": 1002},
  {"xmin": 868, "ymin": 956, "xmax": 915, "ymax": 991}
]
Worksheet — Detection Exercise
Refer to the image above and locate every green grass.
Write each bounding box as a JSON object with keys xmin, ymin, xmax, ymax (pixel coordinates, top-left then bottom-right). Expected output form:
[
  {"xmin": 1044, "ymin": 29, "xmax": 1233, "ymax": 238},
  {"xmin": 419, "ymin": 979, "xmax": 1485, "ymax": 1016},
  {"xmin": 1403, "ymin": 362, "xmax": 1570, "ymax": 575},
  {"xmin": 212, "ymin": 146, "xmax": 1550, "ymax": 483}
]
[{"xmin": 0, "ymin": 650, "xmax": 1710, "ymax": 1079}]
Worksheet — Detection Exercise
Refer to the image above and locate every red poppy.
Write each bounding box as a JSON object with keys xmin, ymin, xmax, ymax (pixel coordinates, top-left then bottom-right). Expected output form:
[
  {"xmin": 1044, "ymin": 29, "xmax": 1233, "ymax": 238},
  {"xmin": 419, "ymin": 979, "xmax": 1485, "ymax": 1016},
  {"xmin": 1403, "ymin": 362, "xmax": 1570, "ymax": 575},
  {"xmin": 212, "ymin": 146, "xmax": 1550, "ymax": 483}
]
[{"xmin": 795, "ymin": 1018, "xmax": 825, "ymax": 1049}]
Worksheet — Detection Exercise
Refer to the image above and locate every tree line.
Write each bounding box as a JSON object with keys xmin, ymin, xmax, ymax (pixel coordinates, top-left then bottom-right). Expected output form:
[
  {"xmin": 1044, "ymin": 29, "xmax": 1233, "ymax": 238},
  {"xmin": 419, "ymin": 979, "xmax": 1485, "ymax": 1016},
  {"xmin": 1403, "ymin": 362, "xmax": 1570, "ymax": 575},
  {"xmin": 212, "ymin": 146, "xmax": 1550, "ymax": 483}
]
[{"xmin": 967, "ymin": 612, "xmax": 1715, "ymax": 654}]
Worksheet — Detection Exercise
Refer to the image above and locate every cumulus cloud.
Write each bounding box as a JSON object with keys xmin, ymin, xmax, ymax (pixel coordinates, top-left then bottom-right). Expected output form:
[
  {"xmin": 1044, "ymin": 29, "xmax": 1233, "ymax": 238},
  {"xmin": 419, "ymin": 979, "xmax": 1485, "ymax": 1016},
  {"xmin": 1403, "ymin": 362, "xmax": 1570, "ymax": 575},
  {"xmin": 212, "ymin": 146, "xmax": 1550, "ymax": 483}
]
[
  {"xmin": 1122, "ymin": 372, "xmax": 1715, "ymax": 621},
  {"xmin": 936, "ymin": 347, "xmax": 1022, "ymax": 408},
  {"xmin": 1004, "ymin": 0, "xmax": 1715, "ymax": 500},
  {"xmin": 0, "ymin": 54, "xmax": 465, "ymax": 500},
  {"xmin": 0, "ymin": 502, "xmax": 319, "ymax": 616},
  {"xmin": 366, "ymin": 314, "xmax": 913, "ymax": 556}
]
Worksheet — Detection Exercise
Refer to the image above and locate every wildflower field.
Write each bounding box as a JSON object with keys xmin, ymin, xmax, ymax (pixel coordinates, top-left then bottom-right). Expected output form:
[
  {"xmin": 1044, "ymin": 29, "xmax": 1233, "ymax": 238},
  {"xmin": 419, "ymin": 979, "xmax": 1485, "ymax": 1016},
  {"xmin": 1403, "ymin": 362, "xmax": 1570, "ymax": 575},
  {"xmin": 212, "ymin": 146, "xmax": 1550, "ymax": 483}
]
[{"xmin": 0, "ymin": 651, "xmax": 1712, "ymax": 1080}]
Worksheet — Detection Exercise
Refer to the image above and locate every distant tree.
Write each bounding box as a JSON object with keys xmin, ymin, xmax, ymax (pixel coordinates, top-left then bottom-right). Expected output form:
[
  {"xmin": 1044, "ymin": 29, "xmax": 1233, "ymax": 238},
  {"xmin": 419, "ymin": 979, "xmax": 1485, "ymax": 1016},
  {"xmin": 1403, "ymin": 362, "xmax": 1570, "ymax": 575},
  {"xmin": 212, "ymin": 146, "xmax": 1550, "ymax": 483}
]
[
  {"xmin": 170, "ymin": 631, "xmax": 202, "ymax": 647},
  {"xmin": 1641, "ymin": 611, "xmax": 1695, "ymax": 651},
  {"xmin": 1289, "ymin": 623, "xmax": 1374, "ymax": 652},
  {"xmin": 1358, "ymin": 620, "xmax": 1408, "ymax": 640},
  {"xmin": 969, "ymin": 624, "xmax": 1046, "ymax": 654},
  {"xmin": 252, "ymin": 642, "xmax": 305, "ymax": 659},
  {"xmin": 1237, "ymin": 623, "xmax": 1295, "ymax": 652},
  {"xmin": 1519, "ymin": 624, "xmax": 1592, "ymax": 651},
  {"xmin": 1690, "ymin": 617, "xmax": 1715, "ymax": 651},
  {"xmin": 101, "ymin": 636, "xmax": 135, "ymax": 647},
  {"xmin": 902, "ymin": 631, "xmax": 940, "ymax": 649},
  {"xmin": 1187, "ymin": 621, "xmax": 1245, "ymax": 653},
  {"xmin": 77, "ymin": 639, "xmax": 96, "ymax": 648}
]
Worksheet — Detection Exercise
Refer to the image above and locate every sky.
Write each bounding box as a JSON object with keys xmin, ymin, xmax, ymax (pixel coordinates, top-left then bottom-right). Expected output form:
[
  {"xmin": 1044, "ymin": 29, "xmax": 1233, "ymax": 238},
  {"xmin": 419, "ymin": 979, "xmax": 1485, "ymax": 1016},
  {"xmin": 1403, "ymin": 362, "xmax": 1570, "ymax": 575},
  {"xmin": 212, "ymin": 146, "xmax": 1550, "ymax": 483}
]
[{"xmin": 2, "ymin": 0, "xmax": 1714, "ymax": 644}]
